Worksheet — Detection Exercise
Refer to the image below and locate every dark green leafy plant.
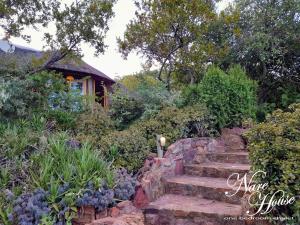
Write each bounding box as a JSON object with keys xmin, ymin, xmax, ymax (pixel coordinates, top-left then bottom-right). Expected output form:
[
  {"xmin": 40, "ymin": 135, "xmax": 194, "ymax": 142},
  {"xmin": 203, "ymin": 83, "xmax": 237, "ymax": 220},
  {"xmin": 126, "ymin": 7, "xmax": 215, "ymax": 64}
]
[
  {"xmin": 182, "ymin": 65, "xmax": 257, "ymax": 128},
  {"xmin": 109, "ymin": 86, "xmax": 145, "ymax": 129},
  {"xmin": 100, "ymin": 129, "xmax": 150, "ymax": 172},
  {"xmin": 30, "ymin": 132, "xmax": 114, "ymax": 190},
  {"xmin": 75, "ymin": 104, "xmax": 114, "ymax": 147},
  {"xmin": 0, "ymin": 71, "xmax": 67, "ymax": 120},
  {"xmin": 46, "ymin": 110, "xmax": 77, "ymax": 131},
  {"xmin": 101, "ymin": 104, "xmax": 216, "ymax": 171},
  {"xmin": 245, "ymin": 104, "xmax": 300, "ymax": 225},
  {"xmin": 134, "ymin": 79, "xmax": 180, "ymax": 119}
]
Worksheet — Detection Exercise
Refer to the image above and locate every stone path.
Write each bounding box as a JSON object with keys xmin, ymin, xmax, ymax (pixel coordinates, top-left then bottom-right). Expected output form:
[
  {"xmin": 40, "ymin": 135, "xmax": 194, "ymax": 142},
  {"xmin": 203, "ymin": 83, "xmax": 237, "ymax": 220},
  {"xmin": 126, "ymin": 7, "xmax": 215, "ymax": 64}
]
[{"xmin": 143, "ymin": 131, "xmax": 251, "ymax": 225}]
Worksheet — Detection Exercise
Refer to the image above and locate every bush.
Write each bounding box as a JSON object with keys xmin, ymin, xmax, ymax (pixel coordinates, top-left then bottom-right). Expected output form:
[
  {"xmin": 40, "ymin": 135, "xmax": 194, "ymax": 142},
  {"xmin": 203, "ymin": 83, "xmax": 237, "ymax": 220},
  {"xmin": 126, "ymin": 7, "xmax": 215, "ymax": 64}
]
[
  {"xmin": 134, "ymin": 79, "xmax": 180, "ymax": 119},
  {"xmin": 111, "ymin": 75, "xmax": 181, "ymax": 127},
  {"xmin": 101, "ymin": 104, "xmax": 217, "ymax": 171},
  {"xmin": 279, "ymin": 86, "xmax": 300, "ymax": 109},
  {"xmin": 245, "ymin": 104, "xmax": 300, "ymax": 224},
  {"xmin": 182, "ymin": 65, "xmax": 257, "ymax": 128},
  {"xmin": 75, "ymin": 105, "xmax": 115, "ymax": 147},
  {"xmin": 46, "ymin": 110, "xmax": 77, "ymax": 130},
  {"xmin": 100, "ymin": 129, "xmax": 150, "ymax": 172},
  {"xmin": 134, "ymin": 104, "xmax": 217, "ymax": 148},
  {"xmin": 0, "ymin": 125, "xmax": 137, "ymax": 225},
  {"xmin": 30, "ymin": 132, "xmax": 115, "ymax": 190},
  {"xmin": 0, "ymin": 71, "xmax": 66, "ymax": 120},
  {"xmin": 109, "ymin": 86, "xmax": 145, "ymax": 129}
]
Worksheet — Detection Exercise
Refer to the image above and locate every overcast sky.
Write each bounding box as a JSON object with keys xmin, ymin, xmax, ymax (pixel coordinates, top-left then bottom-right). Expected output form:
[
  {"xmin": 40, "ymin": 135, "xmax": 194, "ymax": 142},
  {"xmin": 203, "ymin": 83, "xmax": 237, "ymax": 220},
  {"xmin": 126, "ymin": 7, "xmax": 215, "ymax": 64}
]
[{"xmin": 0, "ymin": 0, "xmax": 231, "ymax": 79}]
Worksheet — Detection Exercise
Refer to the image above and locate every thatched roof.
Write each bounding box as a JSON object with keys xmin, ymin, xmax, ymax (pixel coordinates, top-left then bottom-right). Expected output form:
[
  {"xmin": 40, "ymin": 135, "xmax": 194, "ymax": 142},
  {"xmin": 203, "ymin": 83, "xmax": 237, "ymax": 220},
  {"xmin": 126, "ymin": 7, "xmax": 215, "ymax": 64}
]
[
  {"xmin": 48, "ymin": 60, "xmax": 114, "ymax": 83},
  {"xmin": 0, "ymin": 40, "xmax": 115, "ymax": 83}
]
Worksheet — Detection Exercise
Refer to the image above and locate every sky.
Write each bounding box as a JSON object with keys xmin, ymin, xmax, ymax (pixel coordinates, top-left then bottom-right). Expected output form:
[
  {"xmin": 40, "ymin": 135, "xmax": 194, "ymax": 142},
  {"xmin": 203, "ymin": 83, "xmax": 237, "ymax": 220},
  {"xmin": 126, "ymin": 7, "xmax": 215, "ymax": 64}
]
[{"xmin": 0, "ymin": 0, "xmax": 232, "ymax": 79}]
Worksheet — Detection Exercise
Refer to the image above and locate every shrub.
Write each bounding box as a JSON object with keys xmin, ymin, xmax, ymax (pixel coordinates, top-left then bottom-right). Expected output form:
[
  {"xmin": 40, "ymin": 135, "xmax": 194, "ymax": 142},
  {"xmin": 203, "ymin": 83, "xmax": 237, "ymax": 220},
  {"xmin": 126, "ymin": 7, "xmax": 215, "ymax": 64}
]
[
  {"xmin": 134, "ymin": 104, "xmax": 217, "ymax": 149},
  {"xmin": 74, "ymin": 105, "xmax": 115, "ymax": 147},
  {"xmin": 118, "ymin": 71, "xmax": 159, "ymax": 92},
  {"xmin": 134, "ymin": 79, "xmax": 180, "ymax": 119},
  {"xmin": 46, "ymin": 110, "xmax": 77, "ymax": 130},
  {"xmin": 245, "ymin": 104, "xmax": 300, "ymax": 224},
  {"xmin": 255, "ymin": 102, "xmax": 276, "ymax": 122},
  {"xmin": 279, "ymin": 86, "xmax": 300, "ymax": 109},
  {"xmin": 182, "ymin": 65, "xmax": 257, "ymax": 128},
  {"xmin": 109, "ymin": 86, "xmax": 145, "ymax": 129},
  {"xmin": 0, "ymin": 71, "xmax": 66, "ymax": 120},
  {"xmin": 111, "ymin": 75, "xmax": 181, "ymax": 127},
  {"xmin": 100, "ymin": 129, "xmax": 150, "ymax": 172},
  {"xmin": 101, "ymin": 104, "xmax": 216, "ymax": 171},
  {"xmin": 0, "ymin": 121, "xmax": 42, "ymax": 159},
  {"xmin": 30, "ymin": 132, "xmax": 115, "ymax": 190}
]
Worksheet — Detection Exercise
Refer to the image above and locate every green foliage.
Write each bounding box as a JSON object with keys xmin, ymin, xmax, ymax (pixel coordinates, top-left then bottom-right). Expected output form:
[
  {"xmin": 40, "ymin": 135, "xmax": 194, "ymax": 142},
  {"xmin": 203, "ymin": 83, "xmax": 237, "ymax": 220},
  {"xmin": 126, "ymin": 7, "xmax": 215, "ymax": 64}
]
[
  {"xmin": 0, "ymin": 167, "xmax": 10, "ymax": 190},
  {"xmin": 112, "ymin": 72, "xmax": 181, "ymax": 125},
  {"xmin": 279, "ymin": 87, "xmax": 300, "ymax": 109},
  {"xmin": 1, "ymin": 0, "xmax": 116, "ymax": 59},
  {"xmin": 0, "ymin": 116, "xmax": 49, "ymax": 195},
  {"xmin": 117, "ymin": 71, "xmax": 159, "ymax": 92},
  {"xmin": 30, "ymin": 132, "xmax": 115, "ymax": 199},
  {"xmin": 0, "ymin": 121, "xmax": 43, "ymax": 159},
  {"xmin": 109, "ymin": 86, "xmax": 145, "ymax": 129},
  {"xmin": 101, "ymin": 104, "xmax": 216, "ymax": 171},
  {"xmin": 182, "ymin": 65, "xmax": 257, "ymax": 128},
  {"xmin": 118, "ymin": 0, "xmax": 218, "ymax": 87},
  {"xmin": 245, "ymin": 104, "xmax": 300, "ymax": 224},
  {"xmin": 255, "ymin": 103, "xmax": 276, "ymax": 123},
  {"xmin": 0, "ymin": 71, "xmax": 67, "ymax": 119},
  {"xmin": 46, "ymin": 110, "xmax": 77, "ymax": 130},
  {"xmin": 75, "ymin": 105, "xmax": 115, "ymax": 147},
  {"xmin": 221, "ymin": 0, "xmax": 300, "ymax": 105},
  {"xmin": 134, "ymin": 78, "xmax": 180, "ymax": 119},
  {"xmin": 100, "ymin": 129, "xmax": 150, "ymax": 172},
  {"xmin": 135, "ymin": 104, "xmax": 217, "ymax": 148}
]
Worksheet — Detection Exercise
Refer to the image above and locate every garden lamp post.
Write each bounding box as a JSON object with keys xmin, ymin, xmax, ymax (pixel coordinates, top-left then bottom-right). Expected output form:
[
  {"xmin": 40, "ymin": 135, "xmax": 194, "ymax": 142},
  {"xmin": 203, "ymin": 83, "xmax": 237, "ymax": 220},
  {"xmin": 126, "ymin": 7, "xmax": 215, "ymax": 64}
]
[{"xmin": 156, "ymin": 135, "xmax": 166, "ymax": 158}]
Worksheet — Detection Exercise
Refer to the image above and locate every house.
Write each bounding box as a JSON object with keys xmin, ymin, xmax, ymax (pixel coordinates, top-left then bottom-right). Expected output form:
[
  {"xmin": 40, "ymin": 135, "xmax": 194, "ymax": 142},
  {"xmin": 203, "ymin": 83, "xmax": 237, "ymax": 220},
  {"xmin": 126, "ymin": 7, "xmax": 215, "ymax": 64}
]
[{"xmin": 0, "ymin": 39, "xmax": 115, "ymax": 107}]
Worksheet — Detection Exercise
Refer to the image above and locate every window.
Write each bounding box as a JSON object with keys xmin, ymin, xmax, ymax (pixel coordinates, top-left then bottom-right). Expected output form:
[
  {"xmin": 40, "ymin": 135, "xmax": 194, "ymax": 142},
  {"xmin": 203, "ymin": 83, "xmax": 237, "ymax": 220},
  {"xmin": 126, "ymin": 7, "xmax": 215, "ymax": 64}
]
[{"xmin": 70, "ymin": 81, "xmax": 84, "ymax": 95}]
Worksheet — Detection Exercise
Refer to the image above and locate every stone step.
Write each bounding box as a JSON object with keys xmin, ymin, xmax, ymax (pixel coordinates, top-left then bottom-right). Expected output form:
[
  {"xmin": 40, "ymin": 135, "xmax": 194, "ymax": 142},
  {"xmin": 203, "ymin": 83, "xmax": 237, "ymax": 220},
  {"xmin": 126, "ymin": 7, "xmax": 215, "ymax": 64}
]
[
  {"xmin": 144, "ymin": 194, "xmax": 244, "ymax": 225},
  {"xmin": 194, "ymin": 152, "xmax": 250, "ymax": 164},
  {"xmin": 165, "ymin": 175, "xmax": 245, "ymax": 204},
  {"xmin": 184, "ymin": 162, "xmax": 250, "ymax": 178}
]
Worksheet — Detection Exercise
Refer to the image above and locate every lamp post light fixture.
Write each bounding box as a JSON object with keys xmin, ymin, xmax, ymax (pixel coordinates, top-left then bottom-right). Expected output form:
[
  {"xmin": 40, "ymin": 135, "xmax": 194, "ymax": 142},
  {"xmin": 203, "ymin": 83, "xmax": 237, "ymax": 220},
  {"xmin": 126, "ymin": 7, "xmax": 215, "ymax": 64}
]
[
  {"xmin": 160, "ymin": 136, "xmax": 166, "ymax": 147},
  {"xmin": 156, "ymin": 135, "xmax": 166, "ymax": 158}
]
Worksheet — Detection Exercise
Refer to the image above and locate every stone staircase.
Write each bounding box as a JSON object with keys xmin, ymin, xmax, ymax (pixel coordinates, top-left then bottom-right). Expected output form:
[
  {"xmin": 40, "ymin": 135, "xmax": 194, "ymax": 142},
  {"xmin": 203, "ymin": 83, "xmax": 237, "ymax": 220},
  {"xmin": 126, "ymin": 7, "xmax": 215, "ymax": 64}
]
[{"xmin": 143, "ymin": 129, "xmax": 251, "ymax": 225}]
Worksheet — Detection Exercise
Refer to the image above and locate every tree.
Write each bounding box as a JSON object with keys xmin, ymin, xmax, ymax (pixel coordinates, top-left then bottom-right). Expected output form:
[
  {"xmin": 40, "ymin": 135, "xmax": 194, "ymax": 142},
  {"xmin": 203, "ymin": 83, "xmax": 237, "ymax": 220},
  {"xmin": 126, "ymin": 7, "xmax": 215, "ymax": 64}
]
[
  {"xmin": 223, "ymin": 0, "xmax": 300, "ymax": 104},
  {"xmin": 118, "ymin": 0, "xmax": 219, "ymax": 89},
  {"xmin": 0, "ymin": 0, "xmax": 116, "ymax": 71}
]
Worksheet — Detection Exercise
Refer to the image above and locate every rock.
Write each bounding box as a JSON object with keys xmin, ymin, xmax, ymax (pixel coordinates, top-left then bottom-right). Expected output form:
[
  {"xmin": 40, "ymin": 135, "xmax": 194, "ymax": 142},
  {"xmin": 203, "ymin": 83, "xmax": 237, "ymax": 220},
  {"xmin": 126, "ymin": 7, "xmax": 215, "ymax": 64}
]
[
  {"xmin": 88, "ymin": 211, "xmax": 144, "ymax": 225},
  {"xmin": 95, "ymin": 209, "xmax": 108, "ymax": 220},
  {"xmin": 116, "ymin": 200, "xmax": 132, "ymax": 210},
  {"xmin": 144, "ymin": 213, "xmax": 158, "ymax": 225},
  {"xmin": 109, "ymin": 207, "xmax": 120, "ymax": 217},
  {"xmin": 117, "ymin": 201, "xmax": 138, "ymax": 214},
  {"xmin": 86, "ymin": 201, "xmax": 144, "ymax": 225},
  {"xmin": 73, "ymin": 206, "xmax": 95, "ymax": 225},
  {"xmin": 183, "ymin": 148, "xmax": 197, "ymax": 163},
  {"xmin": 133, "ymin": 186, "xmax": 149, "ymax": 208},
  {"xmin": 174, "ymin": 159, "xmax": 184, "ymax": 175},
  {"xmin": 221, "ymin": 128, "xmax": 248, "ymax": 151}
]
